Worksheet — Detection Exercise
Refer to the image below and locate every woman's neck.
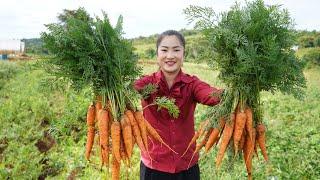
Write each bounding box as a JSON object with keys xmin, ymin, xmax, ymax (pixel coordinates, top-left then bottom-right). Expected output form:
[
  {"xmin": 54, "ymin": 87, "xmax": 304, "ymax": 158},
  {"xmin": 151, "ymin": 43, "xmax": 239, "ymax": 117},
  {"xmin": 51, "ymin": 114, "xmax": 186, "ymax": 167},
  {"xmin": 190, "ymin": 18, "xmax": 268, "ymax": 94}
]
[{"xmin": 163, "ymin": 70, "xmax": 180, "ymax": 89}]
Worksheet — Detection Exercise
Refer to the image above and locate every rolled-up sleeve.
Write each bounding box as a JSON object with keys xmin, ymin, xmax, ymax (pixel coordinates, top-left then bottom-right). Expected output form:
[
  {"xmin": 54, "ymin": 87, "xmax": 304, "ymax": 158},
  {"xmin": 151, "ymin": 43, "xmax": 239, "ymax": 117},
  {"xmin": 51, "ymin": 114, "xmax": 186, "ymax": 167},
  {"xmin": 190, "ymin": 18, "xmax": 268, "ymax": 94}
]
[{"xmin": 192, "ymin": 77, "xmax": 223, "ymax": 106}]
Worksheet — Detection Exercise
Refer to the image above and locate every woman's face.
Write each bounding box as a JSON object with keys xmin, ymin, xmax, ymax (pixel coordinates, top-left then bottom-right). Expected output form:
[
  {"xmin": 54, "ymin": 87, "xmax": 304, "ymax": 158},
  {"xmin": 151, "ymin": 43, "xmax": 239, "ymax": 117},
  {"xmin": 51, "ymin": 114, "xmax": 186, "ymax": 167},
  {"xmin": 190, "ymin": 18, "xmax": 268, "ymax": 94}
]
[{"xmin": 157, "ymin": 35, "xmax": 184, "ymax": 75}]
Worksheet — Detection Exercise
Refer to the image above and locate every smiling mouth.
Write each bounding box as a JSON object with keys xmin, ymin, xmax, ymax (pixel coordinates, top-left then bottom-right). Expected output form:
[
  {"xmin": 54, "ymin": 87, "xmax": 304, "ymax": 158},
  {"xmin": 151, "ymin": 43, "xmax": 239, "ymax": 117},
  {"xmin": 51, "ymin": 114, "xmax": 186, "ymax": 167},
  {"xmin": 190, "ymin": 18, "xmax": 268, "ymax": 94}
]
[{"xmin": 165, "ymin": 61, "xmax": 176, "ymax": 66}]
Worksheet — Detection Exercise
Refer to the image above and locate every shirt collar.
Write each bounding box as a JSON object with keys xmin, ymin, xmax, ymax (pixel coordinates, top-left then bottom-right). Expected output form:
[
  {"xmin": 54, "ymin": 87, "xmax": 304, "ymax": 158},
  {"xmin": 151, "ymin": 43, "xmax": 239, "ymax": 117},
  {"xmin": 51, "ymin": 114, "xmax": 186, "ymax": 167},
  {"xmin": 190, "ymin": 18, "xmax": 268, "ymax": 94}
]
[{"xmin": 155, "ymin": 69, "xmax": 193, "ymax": 85}]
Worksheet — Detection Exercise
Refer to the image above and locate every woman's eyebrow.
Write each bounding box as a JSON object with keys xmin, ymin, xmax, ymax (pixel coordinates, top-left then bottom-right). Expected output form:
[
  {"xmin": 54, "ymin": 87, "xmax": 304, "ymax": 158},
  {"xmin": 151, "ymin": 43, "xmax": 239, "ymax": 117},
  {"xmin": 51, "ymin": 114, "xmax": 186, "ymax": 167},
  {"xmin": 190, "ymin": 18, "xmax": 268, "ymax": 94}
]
[{"xmin": 160, "ymin": 46, "xmax": 182, "ymax": 48}]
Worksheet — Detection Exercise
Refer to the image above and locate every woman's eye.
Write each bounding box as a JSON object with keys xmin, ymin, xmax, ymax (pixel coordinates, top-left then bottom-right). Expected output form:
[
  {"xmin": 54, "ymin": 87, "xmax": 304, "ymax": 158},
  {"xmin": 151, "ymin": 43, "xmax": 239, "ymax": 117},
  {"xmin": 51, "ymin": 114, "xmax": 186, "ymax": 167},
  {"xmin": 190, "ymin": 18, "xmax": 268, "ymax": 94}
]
[
  {"xmin": 161, "ymin": 49, "xmax": 167, "ymax": 52},
  {"xmin": 175, "ymin": 49, "xmax": 180, "ymax": 52}
]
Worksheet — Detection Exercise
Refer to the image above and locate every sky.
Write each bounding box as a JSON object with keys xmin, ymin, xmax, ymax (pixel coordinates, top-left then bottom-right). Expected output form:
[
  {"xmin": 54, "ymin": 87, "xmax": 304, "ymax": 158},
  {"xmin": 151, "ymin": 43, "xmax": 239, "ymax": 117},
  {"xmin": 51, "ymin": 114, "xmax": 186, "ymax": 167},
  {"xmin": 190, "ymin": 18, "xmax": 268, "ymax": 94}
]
[{"xmin": 0, "ymin": 0, "xmax": 319, "ymax": 40}]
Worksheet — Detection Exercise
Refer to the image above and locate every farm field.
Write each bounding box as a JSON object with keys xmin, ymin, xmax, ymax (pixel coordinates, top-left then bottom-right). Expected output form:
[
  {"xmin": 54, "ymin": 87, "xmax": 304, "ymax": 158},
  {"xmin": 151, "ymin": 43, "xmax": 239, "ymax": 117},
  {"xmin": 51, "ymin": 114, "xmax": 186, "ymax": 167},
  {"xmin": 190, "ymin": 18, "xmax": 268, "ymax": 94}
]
[{"xmin": 0, "ymin": 59, "xmax": 319, "ymax": 179}]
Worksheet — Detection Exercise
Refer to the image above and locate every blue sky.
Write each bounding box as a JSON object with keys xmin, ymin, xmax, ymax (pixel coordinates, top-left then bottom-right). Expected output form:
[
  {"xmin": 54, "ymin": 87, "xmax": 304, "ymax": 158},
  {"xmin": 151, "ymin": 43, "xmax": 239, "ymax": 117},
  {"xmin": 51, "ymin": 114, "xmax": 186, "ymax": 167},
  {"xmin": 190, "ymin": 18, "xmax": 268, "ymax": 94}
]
[{"xmin": 0, "ymin": 0, "xmax": 319, "ymax": 39}]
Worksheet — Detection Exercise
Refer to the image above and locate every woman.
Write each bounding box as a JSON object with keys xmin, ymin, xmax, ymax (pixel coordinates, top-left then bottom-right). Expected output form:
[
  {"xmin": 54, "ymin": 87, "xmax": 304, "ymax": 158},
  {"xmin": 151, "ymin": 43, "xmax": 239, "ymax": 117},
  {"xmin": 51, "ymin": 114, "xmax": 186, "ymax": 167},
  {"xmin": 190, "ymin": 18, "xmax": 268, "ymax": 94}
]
[{"xmin": 134, "ymin": 30, "xmax": 222, "ymax": 180}]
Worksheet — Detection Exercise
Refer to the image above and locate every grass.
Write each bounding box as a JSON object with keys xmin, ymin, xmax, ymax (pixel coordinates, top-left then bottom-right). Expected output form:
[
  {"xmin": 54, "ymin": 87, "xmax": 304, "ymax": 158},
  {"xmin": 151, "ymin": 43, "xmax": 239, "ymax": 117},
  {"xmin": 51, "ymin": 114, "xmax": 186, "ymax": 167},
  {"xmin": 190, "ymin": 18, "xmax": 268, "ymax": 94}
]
[
  {"xmin": 0, "ymin": 60, "xmax": 319, "ymax": 179},
  {"xmin": 133, "ymin": 40, "xmax": 155, "ymax": 58},
  {"xmin": 296, "ymin": 47, "xmax": 320, "ymax": 58}
]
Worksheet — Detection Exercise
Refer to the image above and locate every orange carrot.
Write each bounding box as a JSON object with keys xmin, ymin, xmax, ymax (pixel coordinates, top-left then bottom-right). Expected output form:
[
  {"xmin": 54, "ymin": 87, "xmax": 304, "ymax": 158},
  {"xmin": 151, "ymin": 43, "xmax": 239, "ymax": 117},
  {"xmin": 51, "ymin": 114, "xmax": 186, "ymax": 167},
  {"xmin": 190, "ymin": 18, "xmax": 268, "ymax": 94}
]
[
  {"xmin": 96, "ymin": 101, "xmax": 102, "ymax": 111},
  {"xmin": 120, "ymin": 134, "xmax": 130, "ymax": 167},
  {"xmin": 197, "ymin": 128, "xmax": 212, "ymax": 153},
  {"xmin": 85, "ymin": 126, "xmax": 95, "ymax": 160},
  {"xmin": 243, "ymin": 129, "xmax": 256, "ymax": 179},
  {"xmin": 198, "ymin": 120, "xmax": 210, "ymax": 139},
  {"xmin": 256, "ymin": 123, "xmax": 268, "ymax": 161},
  {"xmin": 205, "ymin": 117, "xmax": 226, "ymax": 153},
  {"xmin": 86, "ymin": 104, "xmax": 95, "ymax": 126},
  {"xmin": 133, "ymin": 111, "xmax": 148, "ymax": 152},
  {"xmin": 181, "ymin": 120, "xmax": 209, "ymax": 157},
  {"xmin": 233, "ymin": 109, "xmax": 247, "ymax": 155},
  {"xmin": 98, "ymin": 108, "xmax": 109, "ymax": 167},
  {"xmin": 112, "ymin": 156, "xmax": 120, "ymax": 180},
  {"xmin": 85, "ymin": 104, "xmax": 95, "ymax": 160},
  {"xmin": 120, "ymin": 141, "xmax": 127, "ymax": 161},
  {"xmin": 243, "ymin": 129, "xmax": 255, "ymax": 162},
  {"xmin": 132, "ymin": 135, "xmax": 136, "ymax": 149},
  {"xmin": 120, "ymin": 114, "xmax": 133, "ymax": 159},
  {"xmin": 245, "ymin": 107, "xmax": 253, "ymax": 141},
  {"xmin": 216, "ymin": 113, "xmax": 235, "ymax": 167},
  {"xmin": 111, "ymin": 121, "xmax": 121, "ymax": 163},
  {"xmin": 187, "ymin": 128, "xmax": 212, "ymax": 168},
  {"xmin": 145, "ymin": 119, "xmax": 178, "ymax": 154},
  {"xmin": 133, "ymin": 111, "xmax": 157, "ymax": 162},
  {"xmin": 125, "ymin": 110, "xmax": 146, "ymax": 152},
  {"xmin": 239, "ymin": 130, "xmax": 246, "ymax": 151},
  {"xmin": 205, "ymin": 128, "xmax": 220, "ymax": 153}
]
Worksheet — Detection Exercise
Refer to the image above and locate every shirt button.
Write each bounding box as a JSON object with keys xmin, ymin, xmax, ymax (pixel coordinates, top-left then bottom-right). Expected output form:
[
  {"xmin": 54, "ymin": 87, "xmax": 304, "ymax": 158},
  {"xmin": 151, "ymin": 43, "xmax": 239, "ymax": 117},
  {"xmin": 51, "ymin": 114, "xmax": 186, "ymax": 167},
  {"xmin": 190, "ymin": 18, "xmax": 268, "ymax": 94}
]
[{"xmin": 171, "ymin": 120, "xmax": 174, "ymax": 123}]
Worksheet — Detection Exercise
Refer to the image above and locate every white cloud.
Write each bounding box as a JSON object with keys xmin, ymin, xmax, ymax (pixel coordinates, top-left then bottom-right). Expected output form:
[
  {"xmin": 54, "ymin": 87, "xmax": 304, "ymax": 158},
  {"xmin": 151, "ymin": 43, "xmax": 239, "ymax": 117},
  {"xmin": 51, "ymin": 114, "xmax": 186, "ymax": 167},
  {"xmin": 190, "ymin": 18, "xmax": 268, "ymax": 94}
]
[{"xmin": 0, "ymin": 0, "xmax": 319, "ymax": 39}]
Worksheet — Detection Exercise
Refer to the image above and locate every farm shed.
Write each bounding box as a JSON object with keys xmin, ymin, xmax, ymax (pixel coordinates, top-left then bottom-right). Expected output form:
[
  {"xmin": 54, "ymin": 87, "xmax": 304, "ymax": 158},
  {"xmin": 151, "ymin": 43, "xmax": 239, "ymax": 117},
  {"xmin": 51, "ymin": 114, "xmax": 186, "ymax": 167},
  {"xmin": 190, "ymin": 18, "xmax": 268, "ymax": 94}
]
[{"xmin": 0, "ymin": 39, "xmax": 25, "ymax": 60}]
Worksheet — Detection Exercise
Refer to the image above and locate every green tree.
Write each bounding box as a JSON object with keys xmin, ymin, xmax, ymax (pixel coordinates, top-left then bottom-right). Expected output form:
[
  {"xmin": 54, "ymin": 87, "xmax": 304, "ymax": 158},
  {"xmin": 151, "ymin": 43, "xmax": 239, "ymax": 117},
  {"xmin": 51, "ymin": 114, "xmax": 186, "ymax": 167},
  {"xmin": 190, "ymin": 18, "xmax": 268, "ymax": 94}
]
[
  {"xmin": 302, "ymin": 48, "xmax": 320, "ymax": 67},
  {"xmin": 315, "ymin": 36, "xmax": 320, "ymax": 47},
  {"xmin": 145, "ymin": 48, "xmax": 156, "ymax": 59}
]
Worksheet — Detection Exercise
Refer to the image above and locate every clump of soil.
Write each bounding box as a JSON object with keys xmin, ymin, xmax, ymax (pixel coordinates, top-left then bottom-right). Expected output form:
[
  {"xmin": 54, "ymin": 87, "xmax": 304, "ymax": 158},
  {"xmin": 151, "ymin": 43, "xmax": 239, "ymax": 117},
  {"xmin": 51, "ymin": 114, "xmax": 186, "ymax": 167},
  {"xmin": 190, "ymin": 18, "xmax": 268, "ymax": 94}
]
[{"xmin": 35, "ymin": 131, "xmax": 56, "ymax": 153}]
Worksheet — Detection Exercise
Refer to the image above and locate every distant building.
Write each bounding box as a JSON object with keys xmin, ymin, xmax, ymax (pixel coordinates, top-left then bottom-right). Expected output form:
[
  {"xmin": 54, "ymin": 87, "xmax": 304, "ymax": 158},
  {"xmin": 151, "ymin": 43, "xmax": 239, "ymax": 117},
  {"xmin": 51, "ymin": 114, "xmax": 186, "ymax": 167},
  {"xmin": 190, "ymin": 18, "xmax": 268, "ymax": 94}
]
[{"xmin": 0, "ymin": 39, "xmax": 25, "ymax": 60}]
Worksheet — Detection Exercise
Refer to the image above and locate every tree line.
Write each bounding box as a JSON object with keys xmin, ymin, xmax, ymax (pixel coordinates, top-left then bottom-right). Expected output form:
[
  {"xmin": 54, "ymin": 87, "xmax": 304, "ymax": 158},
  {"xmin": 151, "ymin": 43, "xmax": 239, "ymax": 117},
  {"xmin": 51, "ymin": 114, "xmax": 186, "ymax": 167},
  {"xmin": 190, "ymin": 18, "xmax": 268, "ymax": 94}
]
[{"xmin": 22, "ymin": 29, "xmax": 320, "ymax": 66}]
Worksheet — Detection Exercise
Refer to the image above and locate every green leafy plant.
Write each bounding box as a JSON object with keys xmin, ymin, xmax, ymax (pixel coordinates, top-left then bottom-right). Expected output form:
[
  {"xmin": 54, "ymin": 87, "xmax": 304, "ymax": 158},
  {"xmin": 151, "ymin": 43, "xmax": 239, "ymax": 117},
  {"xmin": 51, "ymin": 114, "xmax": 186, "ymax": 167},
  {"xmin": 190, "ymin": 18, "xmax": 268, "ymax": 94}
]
[
  {"xmin": 184, "ymin": 0, "xmax": 307, "ymax": 177},
  {"xmin": 142, "ymin": 96, "xmax": 180, "ymax": 119},
  {"xmin": 0, "ymin": 62, "xmax": 22, "ymax": 90},
  {"xmin": 185, "ymin": 0, "xmax": 306, "ymax": 122},
  {"xmin": 154, "ymin": 97, "xmax": 180, "ymax": 118},
  {"xmin": 302, "ymin": 48, "xmax": 320, "ymax": 67},
  {"xmin": 140, "ymin": 83, "xmax": 158, "ymax": 99},
  {"xmin": 40, "ymin": 7, "xmax": 141, "ymax": 118}
]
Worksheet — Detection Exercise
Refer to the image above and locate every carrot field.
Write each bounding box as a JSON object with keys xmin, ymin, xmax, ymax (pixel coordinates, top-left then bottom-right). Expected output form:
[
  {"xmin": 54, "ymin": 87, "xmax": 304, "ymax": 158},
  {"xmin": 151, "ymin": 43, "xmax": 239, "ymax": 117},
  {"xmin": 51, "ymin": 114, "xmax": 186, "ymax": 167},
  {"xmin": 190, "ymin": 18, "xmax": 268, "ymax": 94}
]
[{"xmin": 0, "ymin": 59, "xmax": 319, "ymax": 179}]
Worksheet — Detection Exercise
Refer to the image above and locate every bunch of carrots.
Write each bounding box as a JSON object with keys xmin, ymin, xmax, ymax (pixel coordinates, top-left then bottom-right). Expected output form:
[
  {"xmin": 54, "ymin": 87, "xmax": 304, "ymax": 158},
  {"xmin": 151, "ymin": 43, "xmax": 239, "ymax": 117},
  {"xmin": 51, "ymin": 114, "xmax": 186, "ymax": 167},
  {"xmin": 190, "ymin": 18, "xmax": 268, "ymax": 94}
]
[
  {"xmin": 182, "ymin": 1, "xmax": 307, "ymax": 178},
  {"xmin": 182, "ymin": 92, "xmax": 268, "ymax": 180},
  {"xmin": 84, "ymin": 95, "xmax": 177, "ymax": 180}
]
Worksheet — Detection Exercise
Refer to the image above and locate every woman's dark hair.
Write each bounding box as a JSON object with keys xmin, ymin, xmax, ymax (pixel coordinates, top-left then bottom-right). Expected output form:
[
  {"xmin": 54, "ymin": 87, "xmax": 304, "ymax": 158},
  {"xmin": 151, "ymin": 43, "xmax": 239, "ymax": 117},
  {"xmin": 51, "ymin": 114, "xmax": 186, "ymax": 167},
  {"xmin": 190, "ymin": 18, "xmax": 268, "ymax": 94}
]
[{"xmin": 156, "ymin": 30, "xmax": 185, "ymax": 55}]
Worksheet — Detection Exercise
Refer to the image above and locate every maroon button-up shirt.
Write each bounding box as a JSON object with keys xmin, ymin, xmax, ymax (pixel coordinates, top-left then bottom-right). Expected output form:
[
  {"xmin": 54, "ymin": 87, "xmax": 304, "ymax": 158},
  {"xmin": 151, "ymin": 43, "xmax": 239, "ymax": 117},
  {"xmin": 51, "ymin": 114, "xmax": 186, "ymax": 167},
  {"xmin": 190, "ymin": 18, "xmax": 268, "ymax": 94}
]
[{"xmin": 134, "ymin": 70, "xmax": 221, "ymax": 173}]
